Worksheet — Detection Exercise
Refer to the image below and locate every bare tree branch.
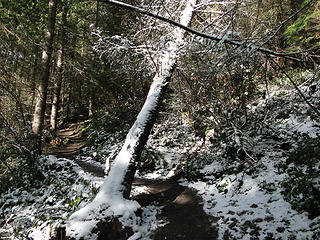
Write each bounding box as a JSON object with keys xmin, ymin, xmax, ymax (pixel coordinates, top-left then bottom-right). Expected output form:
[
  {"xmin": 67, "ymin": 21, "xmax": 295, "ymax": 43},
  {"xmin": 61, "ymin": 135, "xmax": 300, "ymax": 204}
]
[
  {"xmin": 99, "ymin": 0, "xmax": 311, "ymax": 62},
  {"xmin": 0, "ymin": 136, "xmax": 32, "ymax": 157},
  {"xmin": 270, "ymin": 58, "xmax": 320, "ymax": 117}
]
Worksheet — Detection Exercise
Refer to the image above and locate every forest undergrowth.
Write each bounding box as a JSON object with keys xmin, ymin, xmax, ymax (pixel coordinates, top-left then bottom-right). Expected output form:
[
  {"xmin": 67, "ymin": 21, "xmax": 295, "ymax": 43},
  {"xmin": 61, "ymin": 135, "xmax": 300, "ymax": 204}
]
[{"xmin": 1, "ymin": 71, "xmax": 320, "ymax": 239}]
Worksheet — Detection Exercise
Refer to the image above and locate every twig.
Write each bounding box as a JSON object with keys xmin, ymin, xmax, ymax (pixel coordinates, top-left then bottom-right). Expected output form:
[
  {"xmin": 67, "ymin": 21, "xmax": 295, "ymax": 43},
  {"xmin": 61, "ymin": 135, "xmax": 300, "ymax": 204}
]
[
  {"xmin": 264, "ymin": 54, "xmax": 269, "ymax": 97},
  {"xmin": 0, "ymin": 156, "xmax": 14, "ymax": 175},
  {"xmin": 270, "ymin": 58, "xmax": 320, "ymax": 117},
  {"xmin": 100, "ymin": 0, "xmax": 303, "ymax": 61},
  {"xmin": 0, "ymin": 136, "xmax": 32, "ymax": 157}
]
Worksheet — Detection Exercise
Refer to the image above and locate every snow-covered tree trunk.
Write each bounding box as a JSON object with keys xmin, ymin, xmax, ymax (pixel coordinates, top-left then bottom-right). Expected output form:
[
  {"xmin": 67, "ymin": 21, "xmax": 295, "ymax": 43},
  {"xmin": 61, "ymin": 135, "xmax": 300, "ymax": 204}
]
[{"xmin": 66, "ymin": 0, "xmax": 196, "ymax": 238}]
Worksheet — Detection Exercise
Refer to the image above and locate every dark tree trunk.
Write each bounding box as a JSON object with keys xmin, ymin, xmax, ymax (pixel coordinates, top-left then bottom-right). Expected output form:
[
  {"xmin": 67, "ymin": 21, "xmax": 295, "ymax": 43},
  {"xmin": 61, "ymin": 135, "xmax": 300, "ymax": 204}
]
[
  {"xmin": 50, "ymin": 3, "xmax": 68, "ymax": 131},
  {"xmin": 30, "ymin": 52, "xmax": 40, "ymax": 109},
  {"xmin": 66, "ymin": 81, "xmax": 72, "ymax": 120}
]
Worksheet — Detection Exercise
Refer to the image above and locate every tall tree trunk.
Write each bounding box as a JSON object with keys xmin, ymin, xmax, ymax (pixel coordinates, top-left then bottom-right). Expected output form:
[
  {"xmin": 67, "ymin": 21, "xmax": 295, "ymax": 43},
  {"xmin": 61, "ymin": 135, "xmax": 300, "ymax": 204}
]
[
  {"xmin": 66, "ymin": 81, "xmax": 72, "ymax": 120},
  {"xmin": 67, "ymin": 0, "xmax": 196, "ymax": 238},
  {"xmin": 50, "ymin": 3, "xmax": 68, "ymax": 131},
  {"xmin": 30, "ymin": 52, "xmax": 40, "ymax": 109},
  {"xmin": 32, "ymin": 0, "xmax": 57, "ymax": 140},
  {"xmin": 87, "ymin": 0, "xmax": 100, "ymax": 118},
  {"xmin": 88, "ymin": 88, "xmax": 94, "ymax": 117},
  {"xmin": 105, "ymin": 0, "xmax": 196, "ymax": 198}
]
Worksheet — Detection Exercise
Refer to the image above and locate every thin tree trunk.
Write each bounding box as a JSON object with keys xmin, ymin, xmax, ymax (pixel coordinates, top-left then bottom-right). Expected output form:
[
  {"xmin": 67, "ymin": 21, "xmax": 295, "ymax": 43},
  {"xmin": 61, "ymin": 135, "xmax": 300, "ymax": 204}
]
[
  {"xmin": 30, "ymin": 52, "xmax": 40, "ymax": 109},
  {"xmin": 66, "ymin": 81, "xmax": 72, "ymax": 120},
  {"xmin": 32, "ymin": 0, "xmax": 57, "ymax": 140},
  {"xmin": 50, "ymin": 3, "xmax": 68, "ymax": 131},
  {"xmin": 88, "ymin": 89, "xmax": 94, "ymax": 117},
  {"xmin": 16, "ymin": 88, "xmax": 27, "ymax": 127},
  {"xmin": 67, "ymin": 1, "xmax": 196, "ymax": 238},
  {"xmin": 87, "ymin": 0, "xmax": 99, "ymax": 118}
]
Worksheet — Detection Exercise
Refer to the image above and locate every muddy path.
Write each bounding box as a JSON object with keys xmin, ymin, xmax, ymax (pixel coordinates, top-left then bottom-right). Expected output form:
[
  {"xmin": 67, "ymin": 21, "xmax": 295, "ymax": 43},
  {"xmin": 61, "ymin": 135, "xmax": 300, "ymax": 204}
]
[
  {"xmin": 49, "ymin": 126, "xmax": 218, "ymax": 239},
  {"xmin": 49, "ymin": 125, "xmax": 105, "ymax": 177}
]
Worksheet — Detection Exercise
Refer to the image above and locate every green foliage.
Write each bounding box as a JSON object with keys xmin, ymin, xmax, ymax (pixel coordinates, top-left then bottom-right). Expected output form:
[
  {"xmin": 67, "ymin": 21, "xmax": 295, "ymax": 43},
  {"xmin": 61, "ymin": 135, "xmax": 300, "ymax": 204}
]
[
  {"xmin": 139, "ymin": 146, "xmax": 163, "ymax": 173},
  {"xmin": 281, "ymin": 170, "xmax": 320, "ymax": 219},
  {"xmin": 66, "ymin": 196, "xmax": 82, "ymax": 212},
  {"xmin": 286, "ymin": 133, "xmax": 320, "ymax": 166},
  {"xmin": 0, "ymin": 140, "xmax": 44, "ymax": 194},
  {"xmin": 183, "ymin": 152, "xmax": 218, "ymax": 180},
  {"xmin": 284, "ymin": 0, "xmax": 320, "ymax": 48},
  {"xmin": 217, "ymin": 181, "xmax": 229, "ymax": 193},
  {"xmin": 279, "ymin": 133, "xmax": 320, "ymax": 219},
  {"xmin": 0, "ymin": 144, "xmax": 20, "ymax": 193},
  {"xmin": 259, "ymin": 181, "xmax": 277, "ymax": 193},
  {"xmin": 80, "ymin": 104, "xmax": 137, "ymax": 145}
]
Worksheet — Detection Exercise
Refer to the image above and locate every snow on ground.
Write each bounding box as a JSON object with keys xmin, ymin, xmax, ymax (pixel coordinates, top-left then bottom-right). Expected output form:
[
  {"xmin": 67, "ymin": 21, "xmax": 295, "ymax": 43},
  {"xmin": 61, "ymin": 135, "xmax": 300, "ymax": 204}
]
[
  {"xmin": 0, "ymin": 155, "xmax": 104, "ymax": 239},
  {"xmin": 137, "ymin": 76, "xmax": 320, "ymax": 239},
  {"xmin": 1, "ymin": 76, "xmax": 320, "ymax": 239},
  {"xmin": 184, "ymin": 146, "xmax": 319, "ymax": 240},
  {"xmin": 179, "ymin": 79, "xmax": 320, "ymax": 239},
  {"xmin": 0, "ymin": 153, "xmax": 165, "ymax": 240}
]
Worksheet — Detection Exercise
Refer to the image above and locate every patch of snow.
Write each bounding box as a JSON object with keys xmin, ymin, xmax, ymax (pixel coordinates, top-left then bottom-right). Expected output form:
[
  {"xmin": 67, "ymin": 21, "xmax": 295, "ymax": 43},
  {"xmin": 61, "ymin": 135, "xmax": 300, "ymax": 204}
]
[
  {"xmin": 279, "ymin": 115, "xmax": 320, "ymax": 138},
  {"xmin": 131, "ymin": 186, "xmax": 149, "ymax": 197},
  {"xmin": 190, "ymin": 159, "xmax": 316, "ymax": 240}
]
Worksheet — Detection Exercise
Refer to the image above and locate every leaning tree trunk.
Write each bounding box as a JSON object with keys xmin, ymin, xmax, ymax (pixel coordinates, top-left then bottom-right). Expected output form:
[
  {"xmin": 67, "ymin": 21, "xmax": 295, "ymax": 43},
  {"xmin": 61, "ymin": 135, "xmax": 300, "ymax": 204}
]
[
  {"xmin": 103, "ymin": 0, "xmax": 196, "ymax": 199},
  {"xmin": 32, "ymin": 0, "xmax": 57, "ymax": 140},
  {"xmin": 50, "ymin": 3, "xmax": 67, "ymax": 131},
  {"xmin": 66, "ymin": 0, "xmax": 196, "ymax": 238}
]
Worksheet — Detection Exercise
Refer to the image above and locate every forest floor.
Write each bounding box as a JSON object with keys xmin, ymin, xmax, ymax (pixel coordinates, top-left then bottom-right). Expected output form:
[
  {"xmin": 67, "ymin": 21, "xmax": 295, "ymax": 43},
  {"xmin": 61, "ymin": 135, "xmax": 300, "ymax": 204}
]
[
  {"xmin": 1, "ymin": 73, "xmax": 320, "ymax": 240},
  {"xmin": 50, "ymin": 125, "xmax": 218, "ymax": 239},
  {"xmin": 50, "ymin": 126, "xmax": 105, "ymax": 177}
]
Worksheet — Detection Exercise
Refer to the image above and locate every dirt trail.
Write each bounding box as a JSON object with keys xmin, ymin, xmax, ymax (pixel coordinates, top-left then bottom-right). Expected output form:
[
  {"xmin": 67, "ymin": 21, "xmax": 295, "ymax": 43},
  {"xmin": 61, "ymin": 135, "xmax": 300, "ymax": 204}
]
[
  {"xmin": 133, "ymin": 177, "xmax": 218, "ymax": 240},
  {"xmin": 49, "ymin": 126, "xmax": 218, "ymax": 239},
  {"xmin": 49, "ymin": 125, "xmax": 105, "ymax": 177},
  {"xmin": 49, "ymin": 126, "xmax": 85, "ymax": 158}
]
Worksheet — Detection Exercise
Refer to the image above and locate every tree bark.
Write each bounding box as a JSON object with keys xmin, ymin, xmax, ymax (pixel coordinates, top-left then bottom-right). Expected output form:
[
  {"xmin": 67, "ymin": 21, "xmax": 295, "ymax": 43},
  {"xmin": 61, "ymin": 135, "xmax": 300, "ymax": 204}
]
[
  {"xmin": 50, "ymin": 3, "xmax": 68, "ymax": 131},
  {"xmin": 87, "ymin": 0, "xmax": 100, "ymax": 118},
  {"xmin": 106, "ymin": 0, "xmax": 196, "ymax": 199},
  {"xmin": 66, "ymin": 0, "xmax": 196, "ymax": 238},
  {"xmin": 30, "ymin": 52, "xmax": 40, "ymax": 109},
  {"xmin": 32, "ymin": 0, "xmax": 57, "ymax": 139},
  {"xmin": 66, "ymin": 81, "xmax": 72, "ymax": 120},
  {"xmin": 88, "ymin": 89, "xmax": 94, "ymax": 117}
]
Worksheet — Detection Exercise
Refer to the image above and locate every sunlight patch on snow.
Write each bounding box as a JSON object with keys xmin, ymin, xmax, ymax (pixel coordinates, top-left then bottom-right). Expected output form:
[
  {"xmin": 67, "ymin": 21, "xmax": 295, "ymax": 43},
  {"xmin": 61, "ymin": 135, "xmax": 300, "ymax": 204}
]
[
  {"xmin": 126, "ymin": 205, "xmax": 167, "ymax": 240},
  {"xmin": 131, "ymin": 186, "xmax": 149, "ymax": 197},
  {"xmin": 280, "ymin": 115, "xmax": 320, "ymax": 138},
  {"xmin": 67, "ymin": 220, "xmax": 98, "ymax": 240},
  {"xmin": 188, "ymin": 149, "xmax": 317, "ymax": 240}
]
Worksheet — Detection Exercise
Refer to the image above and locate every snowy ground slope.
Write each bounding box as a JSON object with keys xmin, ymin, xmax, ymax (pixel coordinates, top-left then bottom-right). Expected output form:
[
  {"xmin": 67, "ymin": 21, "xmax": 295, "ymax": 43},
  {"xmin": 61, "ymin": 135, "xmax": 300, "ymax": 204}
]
[
  {"xmin": 0, "ymin": 156, "xmax": 104, "ymax": 239},
  {"xmin": 136, "ymin": 77, "xmax": 320, "ymax": 239},
  {"xmin": 1, "ymin": 77, "xmax": 320, "ymax": 239},
  {"xmin": 0, "ymin": 154, "xmax": 164, "ymax": 240},
  {"xmin": 185, "ymin": 146, "xmax": 319, "ymax": 240},
  {"xmin": 181, "ymin": 79, "xmax": 320, "ymax": 239}
]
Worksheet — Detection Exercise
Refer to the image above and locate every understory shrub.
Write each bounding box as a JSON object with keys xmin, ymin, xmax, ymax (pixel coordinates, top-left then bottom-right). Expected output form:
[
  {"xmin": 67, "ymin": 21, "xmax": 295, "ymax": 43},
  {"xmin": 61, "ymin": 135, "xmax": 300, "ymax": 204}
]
[{"xmin": 280, "ymin": 133, "xmax": 320, "ymax": 219}]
